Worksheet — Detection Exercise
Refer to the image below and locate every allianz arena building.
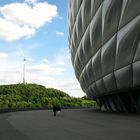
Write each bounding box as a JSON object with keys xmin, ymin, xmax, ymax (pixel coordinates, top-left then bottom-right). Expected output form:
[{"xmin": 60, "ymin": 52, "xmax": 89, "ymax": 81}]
[{"xmin": 68, "ymin": 0, "xmax": 140, "ymax": 113}]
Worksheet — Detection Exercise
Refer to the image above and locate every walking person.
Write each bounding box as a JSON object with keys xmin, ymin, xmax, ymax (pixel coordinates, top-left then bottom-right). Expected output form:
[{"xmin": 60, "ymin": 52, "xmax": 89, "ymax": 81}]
[
  {"xmin": 53, "ymin": 105, "xmax": 57, "ymax": 116},
  {"xmin": 53, "ymin": 105, "xmax": 61, "ymax": 117}
]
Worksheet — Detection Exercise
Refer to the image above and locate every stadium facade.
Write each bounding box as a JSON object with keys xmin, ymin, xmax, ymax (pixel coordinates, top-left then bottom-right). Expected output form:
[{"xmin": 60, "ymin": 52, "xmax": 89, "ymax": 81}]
[{"xmin": 68, "ymin": 0, "xmax": 140, "ymax": 113}]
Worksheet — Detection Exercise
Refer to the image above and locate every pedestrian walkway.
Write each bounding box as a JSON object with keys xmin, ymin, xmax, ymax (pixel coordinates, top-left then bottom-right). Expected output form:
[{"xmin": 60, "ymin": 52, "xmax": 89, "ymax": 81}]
[{"xmin": 0, "ymin": 109, "xmax": 140, "ymax": 140}]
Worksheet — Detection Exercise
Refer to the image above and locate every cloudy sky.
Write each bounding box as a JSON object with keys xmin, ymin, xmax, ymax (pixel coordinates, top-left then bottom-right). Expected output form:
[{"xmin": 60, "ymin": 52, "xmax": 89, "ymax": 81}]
[{"xmin": 0, "ymin": 0, "xmax": 86, "ymax": 97}]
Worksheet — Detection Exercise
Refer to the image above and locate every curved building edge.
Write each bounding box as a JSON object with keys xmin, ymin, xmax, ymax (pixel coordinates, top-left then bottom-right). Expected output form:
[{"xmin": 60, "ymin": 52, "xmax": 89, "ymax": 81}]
[{"xmin": 68, "ymin": 0, "xmax": 140, "ymax": 113}]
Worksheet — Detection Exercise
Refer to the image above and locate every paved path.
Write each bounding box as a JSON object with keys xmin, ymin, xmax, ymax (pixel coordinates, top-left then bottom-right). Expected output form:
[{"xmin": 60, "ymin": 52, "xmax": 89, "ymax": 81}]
[{"xmin": 0, "ymin": 109, "xmax": 140, "ymax": 140}]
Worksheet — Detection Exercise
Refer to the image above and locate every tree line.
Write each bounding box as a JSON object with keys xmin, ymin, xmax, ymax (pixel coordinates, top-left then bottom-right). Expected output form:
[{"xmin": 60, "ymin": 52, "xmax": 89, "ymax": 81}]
[{"xmin": 0, "ymin": 83, "xmax": 96, "ymax": 108}]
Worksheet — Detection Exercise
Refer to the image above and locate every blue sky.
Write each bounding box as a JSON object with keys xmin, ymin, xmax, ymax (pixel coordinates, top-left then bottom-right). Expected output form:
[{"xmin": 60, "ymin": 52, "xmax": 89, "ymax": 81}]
[{"xmin": 0, "ymin": 0, "xmax": 85, "ymax": 97}]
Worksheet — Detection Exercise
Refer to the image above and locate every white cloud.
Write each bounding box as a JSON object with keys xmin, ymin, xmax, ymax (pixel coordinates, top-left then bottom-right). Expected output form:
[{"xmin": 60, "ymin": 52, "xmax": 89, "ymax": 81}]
[
  {"xmin": 52, "ymin": 56, "xmax": 66, "ymax": 66},
  {"xmin": 26, "ymin": 73, "xmax": 85, "ymax": 97},
  {"xmin": 41, "ymin": 50, "xmax": 68, "ymax": 66},
  {"xmin": 0, "ymin": 52, "xmax": 8, "ymax": 61},
  {"xmin": 0, "ymin": 3, "xmax": 57, "ymax": 28},
  {"xmin": 26, "ymin": 51, "xmax": 85, "ymax": 97},
  {"xmin": 0, "ymin": 49, "xmax": 86, "ymax": 97},
  {"xmin": 0, "ymin": 1, "xmax": 58, "ymax": 41},
  {"xmin": 56, "ymin": 31, "xmax": 64, "ymax": 36},
  {"xmin": 52, "ymin": 79, "xmax": 86, "ymax": 97},
  {"xmin": 0, "ymin": 17, "xmax": 35, "ymax": 41},
  {"xmin": 28, "ymin": 63, "xmax": 65, "ymax": 75}
]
